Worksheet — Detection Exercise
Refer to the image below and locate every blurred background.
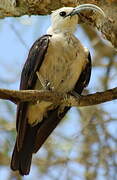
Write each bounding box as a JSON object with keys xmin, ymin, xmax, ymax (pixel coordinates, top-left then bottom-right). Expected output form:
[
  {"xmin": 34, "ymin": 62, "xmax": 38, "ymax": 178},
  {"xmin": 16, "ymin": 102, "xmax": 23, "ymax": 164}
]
[{"xmin": 0, "ymin": 14, "xmax": 117, "ymax": 180}]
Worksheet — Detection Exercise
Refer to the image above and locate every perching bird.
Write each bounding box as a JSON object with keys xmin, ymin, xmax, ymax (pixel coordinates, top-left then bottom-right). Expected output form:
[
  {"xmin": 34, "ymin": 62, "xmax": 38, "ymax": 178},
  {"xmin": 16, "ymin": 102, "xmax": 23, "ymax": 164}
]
[{"xmin": 11, "ymin": 4, "xmax": 105, "ymax": 175}]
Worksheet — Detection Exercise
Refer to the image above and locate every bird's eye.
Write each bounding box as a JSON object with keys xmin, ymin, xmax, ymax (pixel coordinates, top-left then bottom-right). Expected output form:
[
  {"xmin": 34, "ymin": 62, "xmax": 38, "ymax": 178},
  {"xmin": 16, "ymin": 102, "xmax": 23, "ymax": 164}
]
[{"xmin": 59, "ymin": 11, "xmax": 66, "ymax": 17}]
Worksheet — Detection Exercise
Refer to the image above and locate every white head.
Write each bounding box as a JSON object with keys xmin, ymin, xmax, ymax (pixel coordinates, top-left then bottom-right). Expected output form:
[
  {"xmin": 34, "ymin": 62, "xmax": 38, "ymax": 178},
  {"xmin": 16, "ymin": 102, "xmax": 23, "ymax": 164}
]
[
  {"xmin": 47, "ymin": 7, "xmax": 78, "ymax": 34},
  {"xmin": 47, "ymin": 4, "xmax": 105, "ymax": 34}
]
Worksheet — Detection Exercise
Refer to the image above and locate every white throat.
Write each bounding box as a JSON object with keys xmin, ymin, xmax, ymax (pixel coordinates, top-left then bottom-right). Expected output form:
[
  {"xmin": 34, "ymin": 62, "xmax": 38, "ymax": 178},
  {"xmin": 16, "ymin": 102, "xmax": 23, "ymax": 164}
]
[{"xmin": 47, "ymin": 26, "xmax": 77, "ymax": 35}]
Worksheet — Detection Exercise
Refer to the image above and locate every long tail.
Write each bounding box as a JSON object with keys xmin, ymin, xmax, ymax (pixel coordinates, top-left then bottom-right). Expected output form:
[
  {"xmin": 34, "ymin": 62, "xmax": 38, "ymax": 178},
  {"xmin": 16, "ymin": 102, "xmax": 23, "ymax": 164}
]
[
  {"xmin": 11, "ymin": 107, "xmax": 69, "ymax": 175},
  {"xmin": 11, "ymin": 124, "xmax": 39, "ymax": 175}
]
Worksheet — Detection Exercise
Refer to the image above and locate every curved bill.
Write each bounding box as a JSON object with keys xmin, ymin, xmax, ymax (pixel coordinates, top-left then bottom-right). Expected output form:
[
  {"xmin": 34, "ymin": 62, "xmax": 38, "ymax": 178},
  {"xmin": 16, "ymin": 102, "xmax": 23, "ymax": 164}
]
[{"xmin": 65, "ymin": 4, "xmax": 105, "ymax": 17}]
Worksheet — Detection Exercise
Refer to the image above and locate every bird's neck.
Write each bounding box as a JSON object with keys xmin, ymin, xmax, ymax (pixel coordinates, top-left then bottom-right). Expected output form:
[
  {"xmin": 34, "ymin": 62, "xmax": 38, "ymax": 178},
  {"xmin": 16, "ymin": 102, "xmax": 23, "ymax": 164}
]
[{"xmin": 47, "ymin": 26, "xmax": 75, "ymax": 35}]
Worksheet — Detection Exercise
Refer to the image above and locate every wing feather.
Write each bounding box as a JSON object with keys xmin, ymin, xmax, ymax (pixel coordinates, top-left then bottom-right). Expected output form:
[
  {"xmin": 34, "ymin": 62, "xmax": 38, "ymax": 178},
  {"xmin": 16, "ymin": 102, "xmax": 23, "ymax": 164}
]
[
  {"xmin": 16, "ymin": 35, "xmax": 51, "ymax": 149},
  {"xmin": 74, "ymin": 52, "xmax": 92, "ymax": 94}
]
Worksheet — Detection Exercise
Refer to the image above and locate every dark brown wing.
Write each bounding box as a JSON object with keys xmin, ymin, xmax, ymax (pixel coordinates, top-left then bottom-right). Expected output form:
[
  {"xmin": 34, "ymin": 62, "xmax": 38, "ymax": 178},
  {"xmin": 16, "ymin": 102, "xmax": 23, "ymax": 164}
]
[
  {"xmin": 11, "ymin": 35, "xmax": 51, "ymax": 175},
  {"xmin": 17, "ymin": 35, "xmax": 51, "ymax": 148},
  {"xmin": 74, "ymin": 52, "xmax": 91, "ymax": 94}
]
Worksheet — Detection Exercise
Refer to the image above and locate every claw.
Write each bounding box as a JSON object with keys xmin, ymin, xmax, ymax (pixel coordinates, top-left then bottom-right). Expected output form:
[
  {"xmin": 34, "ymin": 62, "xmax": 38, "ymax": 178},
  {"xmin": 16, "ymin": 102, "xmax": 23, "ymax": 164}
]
[
  {"xmin": 70, "ymin": 90, "xmax": 81, "ymax": 99},
  {"xmin": 36, "ymin": 72, "xmax": 54, "ymax": 90}
]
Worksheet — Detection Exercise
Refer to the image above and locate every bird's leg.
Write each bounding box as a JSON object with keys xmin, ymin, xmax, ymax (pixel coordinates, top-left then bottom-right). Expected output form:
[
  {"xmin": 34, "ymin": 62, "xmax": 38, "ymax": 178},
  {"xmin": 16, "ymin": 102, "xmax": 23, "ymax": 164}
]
[
  {"xmin": 45, "ymin": 80, "xmax": 53, "ymax": 90},
  {"xmin": 61, "ymin": 91, "xmax": 81, "ymax": 108},
  {"xmin": 70, "ymin": 90, "xmax": 81, "ymax": 99},
  {"xmin": 36, "ymin": 71, "xmax": 54, "ymax": 90}
]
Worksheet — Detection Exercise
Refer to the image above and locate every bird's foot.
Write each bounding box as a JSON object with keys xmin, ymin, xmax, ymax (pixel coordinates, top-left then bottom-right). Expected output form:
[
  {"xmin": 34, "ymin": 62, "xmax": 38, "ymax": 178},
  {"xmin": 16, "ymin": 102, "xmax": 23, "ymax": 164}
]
[
  {"xmin": 70, "ymin": 90, "xmax": 81, "ymax": 99},
  {"xmin": 36, "ymin": 72, "xmax": 54, "ymax": 91},
  {"xmin": 45, "ymin": 81, "xmax": 54, "ymax": 91}
]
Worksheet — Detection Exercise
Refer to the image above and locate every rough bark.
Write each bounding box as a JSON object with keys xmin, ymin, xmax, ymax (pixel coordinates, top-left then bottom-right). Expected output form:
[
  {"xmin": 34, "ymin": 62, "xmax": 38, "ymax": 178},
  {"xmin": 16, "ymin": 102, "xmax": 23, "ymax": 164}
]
[
  {"xmin": 0, "ymin": 88, "xmax": 117, "ymax": 107},
  {"xmin": 0, "ymin": 0, "xmax": 117, "ymax": 17},
  {"xmin": 0, "ymin": 0, "xmax": 117, "ymax": 48}
]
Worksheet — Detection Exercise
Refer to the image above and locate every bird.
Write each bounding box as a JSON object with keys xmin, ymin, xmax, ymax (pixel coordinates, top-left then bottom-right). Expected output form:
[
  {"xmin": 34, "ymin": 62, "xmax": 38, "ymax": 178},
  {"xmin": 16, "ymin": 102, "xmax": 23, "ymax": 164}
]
[{"xmin": 11, "ymin": 4, "xmax": 105, "ymax": 175}]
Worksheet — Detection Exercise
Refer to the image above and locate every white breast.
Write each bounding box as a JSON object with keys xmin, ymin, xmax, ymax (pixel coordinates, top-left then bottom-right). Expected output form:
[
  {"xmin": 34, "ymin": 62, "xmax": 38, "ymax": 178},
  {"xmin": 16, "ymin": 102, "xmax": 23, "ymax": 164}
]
[
  {"xmin": 28, "ymin": 33, "xmax": 88, "ymax": 125},
  {"xmin": 39, "ymin": 32, "xmax": 88, "ymax": 93}
]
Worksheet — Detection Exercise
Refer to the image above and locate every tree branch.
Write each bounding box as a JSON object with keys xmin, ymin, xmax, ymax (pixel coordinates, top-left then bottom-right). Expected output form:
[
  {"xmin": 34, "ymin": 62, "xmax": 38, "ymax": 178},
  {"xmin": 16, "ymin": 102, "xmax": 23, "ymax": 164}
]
[{"xmin": 0, "ymin": 87, "xmax": 117, "ymax": 107}]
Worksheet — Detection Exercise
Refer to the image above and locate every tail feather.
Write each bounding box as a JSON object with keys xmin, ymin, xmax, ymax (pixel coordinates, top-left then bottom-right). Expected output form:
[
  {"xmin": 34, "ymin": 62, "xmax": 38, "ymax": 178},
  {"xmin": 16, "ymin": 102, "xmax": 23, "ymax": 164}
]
[
  {"xmin": 11, "ymin": 107, "xmax": 70, "ymax": 175},
  {"xmin": 11, "ymin": 143, "xmax": 32, "ymax": 175},
  {"xmin": 11, "ymin": 123, "xmax": 39, "ymax": 175},
  {"xmin": 34, "ymin": 107, "xmax": 70, "ymax": 153}
]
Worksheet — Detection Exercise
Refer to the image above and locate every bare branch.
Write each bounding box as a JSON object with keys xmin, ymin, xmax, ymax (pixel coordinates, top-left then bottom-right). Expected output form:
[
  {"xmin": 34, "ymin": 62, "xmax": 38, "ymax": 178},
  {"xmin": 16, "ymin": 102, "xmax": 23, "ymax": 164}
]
[{"xmin": 0, "ymin": 88, "xmax": 117, "ymax": 107}]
